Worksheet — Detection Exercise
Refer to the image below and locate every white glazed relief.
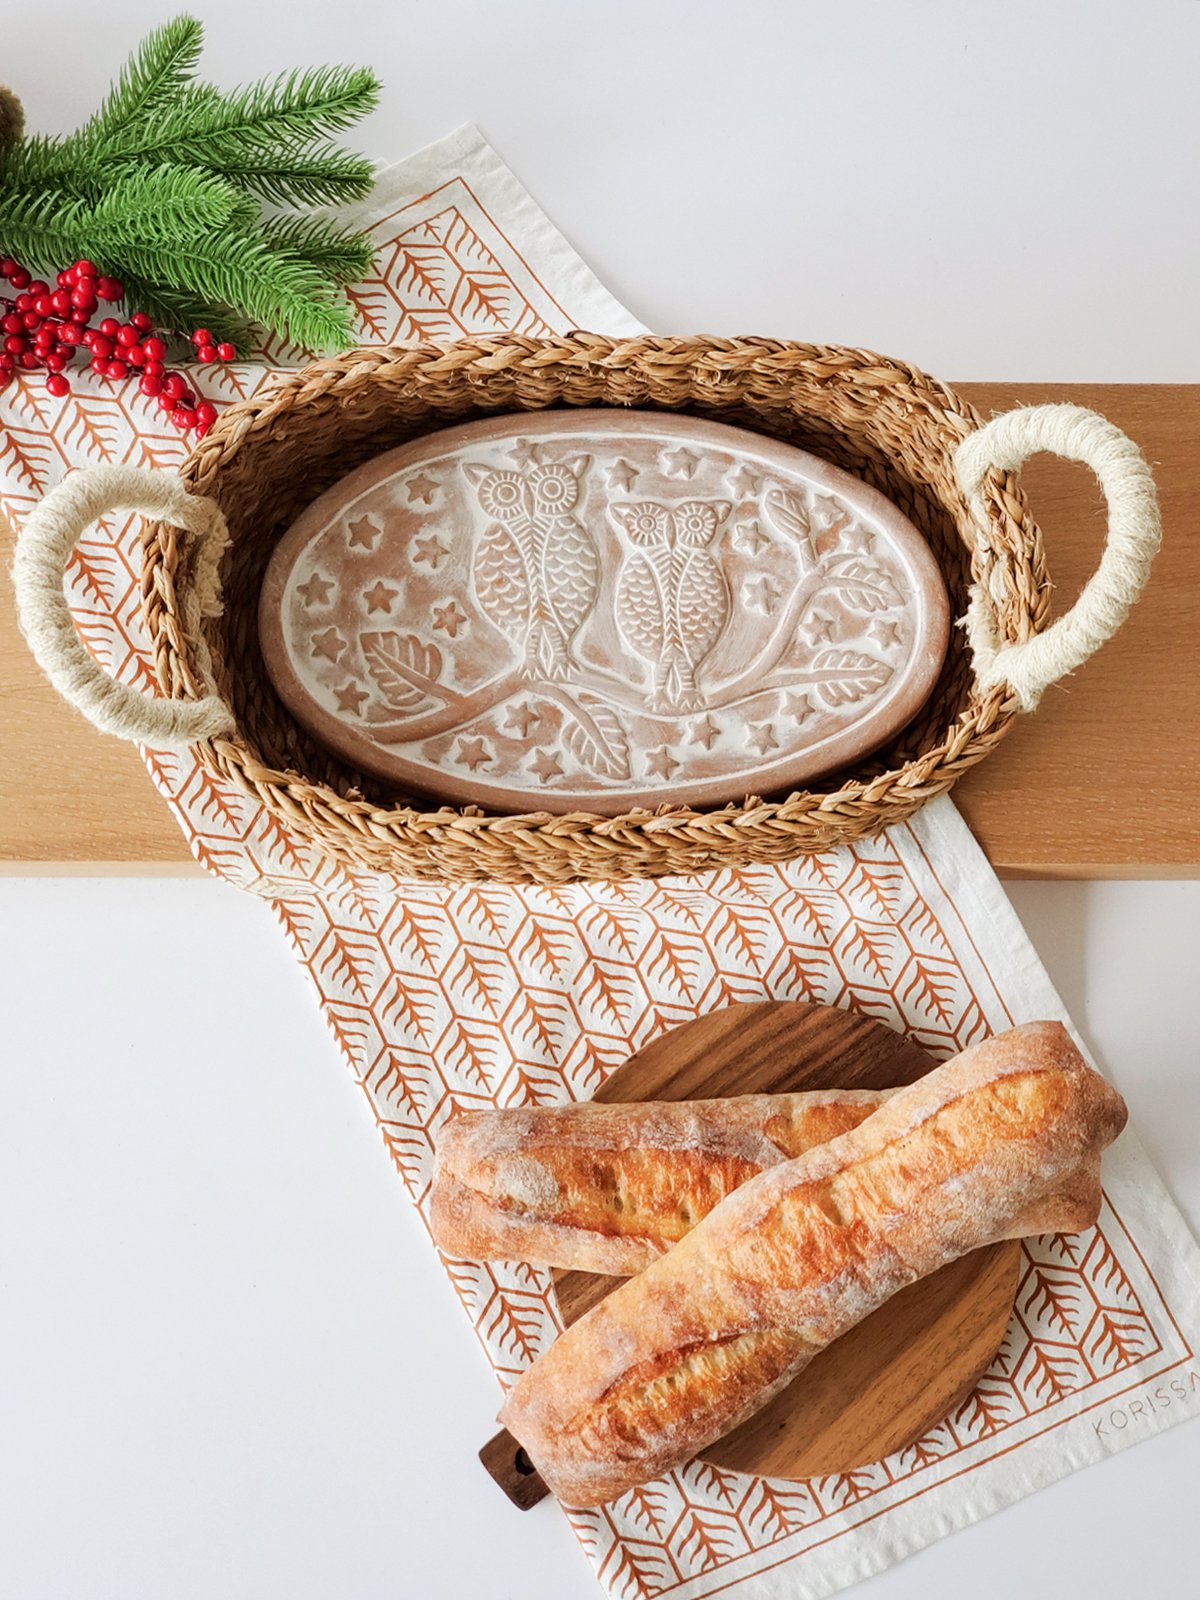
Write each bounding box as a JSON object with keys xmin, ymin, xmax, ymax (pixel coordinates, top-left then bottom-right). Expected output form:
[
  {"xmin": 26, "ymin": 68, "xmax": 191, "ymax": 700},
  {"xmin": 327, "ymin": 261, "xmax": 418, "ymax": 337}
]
[{"xmin": 260, "ymin": 411, "xmax": 949, "ymax": 813}]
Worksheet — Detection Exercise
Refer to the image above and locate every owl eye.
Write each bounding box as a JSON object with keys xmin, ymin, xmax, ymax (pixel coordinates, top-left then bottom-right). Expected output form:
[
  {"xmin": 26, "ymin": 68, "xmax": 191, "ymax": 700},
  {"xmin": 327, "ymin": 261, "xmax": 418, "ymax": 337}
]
[
  {"xmin": 680, "ymin": 513, "xmax": 705, "ymax": 535},
  {"xmin": 637, "ymin": 513, "xmax": 659, "ymax": 535},
  {"xmin": 493, "ymin": 480, "xmax": 520, "ymax": 505},
  {"xmin": 537, "ymin": 476, "xmax": 567, "ymax": 503}
]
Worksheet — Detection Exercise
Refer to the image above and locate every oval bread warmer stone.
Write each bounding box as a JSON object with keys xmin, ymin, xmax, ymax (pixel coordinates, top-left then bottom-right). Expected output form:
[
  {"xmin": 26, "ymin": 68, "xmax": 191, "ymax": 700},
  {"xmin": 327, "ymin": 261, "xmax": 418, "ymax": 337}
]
[{"xmin": 258, "ymin": 410, "xmax": 950, "ymax": 815}]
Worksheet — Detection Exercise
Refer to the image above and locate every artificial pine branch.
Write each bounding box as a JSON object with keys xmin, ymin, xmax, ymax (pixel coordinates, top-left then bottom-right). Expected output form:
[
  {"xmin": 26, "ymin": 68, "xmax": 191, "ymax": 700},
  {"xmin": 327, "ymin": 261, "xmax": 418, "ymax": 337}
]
[
  {"xmin": 258, "ymin": 215, "xmax": 375, "ymax": 284},
  {"xmin": 97, "ymin": 66, "xmax": 381, "ymax": 165},
  {"xmin": 82, "ymin": 15, "xmax": 205, "ymax": 144},
  {"xmin": 182, "ymin": 143, "xmax": 375, "ymax": 209},
  {"xmin": 0, "ymin": 15, "xmax": 379, "ymax": 354},
  {"xmin": 114, "ymin": 228, "xmax": 356, "ymax": 352},
  {"xmin": 0, "ymin": 168, "xmax": 245, "ymax": 268},
  {"xmin": 113, "ymin": 273, "xmax": 250, "ymax": 350}
]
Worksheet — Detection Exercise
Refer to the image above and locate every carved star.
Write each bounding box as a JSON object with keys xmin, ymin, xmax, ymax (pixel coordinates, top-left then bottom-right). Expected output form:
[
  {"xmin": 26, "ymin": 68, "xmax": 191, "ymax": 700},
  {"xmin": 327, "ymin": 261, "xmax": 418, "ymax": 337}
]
[
  {"xmin": 734, "ymin": 519, "xmax": 771, "ymax": 557},
  {"xmin": 432, "ymin": 600, "xmax": 467, "ymax": 638},
  {"xmin": 311, "ymin": 627, "xmax": 347, "ymax": 663},
  {"xmin": 662, "ymin": 447, "xmax": 699, "ymax": 480},
  {"xmin": 529, "ymin": 748, "xmax": 563, "ymax": 784},
  {"xmin": 689, "ymin": 715, "xmax": 720, "ymax": 751},
  {"xmin": 412, "ymin": 534, "xmax": 449, "ymax": 569},
  {"xmin": 747, "ymin": 722, "xmax": 779, "ymax": 755},
  {"xmin": 335, "ymin": 681, "xmax": 368, "ymax": 715},
  {"xmin": 347, "ymin": 516, "xmax": 380, "ymax": 551},
  {"xmin": 456, "ymin": 737, "xmax": 493, "ymax": 771},
  {"xmin": 840, "ymin": 523, "xmax": 875, "ymax": 555},
  {"xmin": 407, "ymin": 472, "xmax": 439, "ymax": 505},
  {"xmin": 505, "ymin": 700, "xmax": 544, "ymax": 738},
  {"xmin": 363, "ymin": 580, "xmax": 399, "ymax": 614},
  {"xmin": 508, "ymin": 439, "xmax": 541, "ymax": 469},
  {"xmin": 783, "ymin": 691, "xmax": 815, "ymax": 723},
  {"xmin": 801, "ymin": 612, "xmax": 836, "ymax": 645},
  {"xmin": 607, "ymin": 458, "xmax": 639, "ymax": 492},
  {"xmin": 645, "ymin": 746, "xmax": 679, "ymax": 779},
  {"xmin": 744, "ymin": 575, "xmax": 782, "ymax": 616},
  {"xmin": 728, "ymin": 463, "xmax": 764, "ymax": 498},
  {"xmin": 296, "ymin": 571, "xmax": 333, "ymax": 607},
  {"xmin": 870, "ymin": 618, "xmax": 902, "ymax": 649}
]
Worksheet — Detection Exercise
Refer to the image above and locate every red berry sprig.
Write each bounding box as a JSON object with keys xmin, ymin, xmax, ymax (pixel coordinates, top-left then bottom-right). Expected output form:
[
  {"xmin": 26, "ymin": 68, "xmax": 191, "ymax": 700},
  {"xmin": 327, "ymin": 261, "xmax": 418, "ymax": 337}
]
[{"xmin": 0, "ymin": 253, "xmax": 235, "ymax": 438}]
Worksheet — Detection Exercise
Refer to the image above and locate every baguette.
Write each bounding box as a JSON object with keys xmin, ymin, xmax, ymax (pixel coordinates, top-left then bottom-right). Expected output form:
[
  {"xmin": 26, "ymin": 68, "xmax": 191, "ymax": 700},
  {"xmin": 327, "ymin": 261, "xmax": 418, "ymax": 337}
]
[
  {"xmin": 431, "ymin": 1090, "xmax": 887, "ymax": 1274},
  {"xmin": 431, "ymin": 1086, "xmax": 1098, "ymax": 1275},
  {"xmin": 498, "ymin": 1022, "xmax": 1126, "ymax": 1507}
]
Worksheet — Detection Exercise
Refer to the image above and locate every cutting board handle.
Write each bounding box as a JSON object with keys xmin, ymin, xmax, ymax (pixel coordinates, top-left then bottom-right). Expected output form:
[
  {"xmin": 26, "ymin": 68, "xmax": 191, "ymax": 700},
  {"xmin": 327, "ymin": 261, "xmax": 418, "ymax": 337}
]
[
  {"xmin": 479, "ymin": 1426, "xmax": 551, "ymax": 1511},
  {"xmin": 956, "ymin": 402, "xmax": 1161, "ymax": 710},
  {"xmin": 12, "ymin": 464, "xmax": 235, "ymax": 750}
]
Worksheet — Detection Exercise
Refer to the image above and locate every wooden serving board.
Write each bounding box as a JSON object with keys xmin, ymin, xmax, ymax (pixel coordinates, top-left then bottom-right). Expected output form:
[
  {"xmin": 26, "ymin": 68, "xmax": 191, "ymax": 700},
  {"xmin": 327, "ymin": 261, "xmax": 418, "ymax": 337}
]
[
  {"xmin": 480, "ymin": 1002, "xmax": 1020, "ymax": 1508},
  {"xmin": 2, "ymin": 385, "xmax": 1197, "ymax": 876}
]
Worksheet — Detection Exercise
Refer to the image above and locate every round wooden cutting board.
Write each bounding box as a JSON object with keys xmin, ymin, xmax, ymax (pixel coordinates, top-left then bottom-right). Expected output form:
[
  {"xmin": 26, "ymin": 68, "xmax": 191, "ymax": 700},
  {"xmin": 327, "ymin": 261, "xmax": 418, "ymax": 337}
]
[{"xmin": 481, "ymin": 1001, "xmax": 1020, "ymax": 1507}]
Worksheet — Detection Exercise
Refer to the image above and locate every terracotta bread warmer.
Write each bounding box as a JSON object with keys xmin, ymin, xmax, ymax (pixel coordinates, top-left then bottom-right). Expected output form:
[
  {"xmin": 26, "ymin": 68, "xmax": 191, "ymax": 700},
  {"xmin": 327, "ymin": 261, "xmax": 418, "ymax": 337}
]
[{"xmin": 14, "ymin": 334, "xmax": 1160, "ymax": 884}]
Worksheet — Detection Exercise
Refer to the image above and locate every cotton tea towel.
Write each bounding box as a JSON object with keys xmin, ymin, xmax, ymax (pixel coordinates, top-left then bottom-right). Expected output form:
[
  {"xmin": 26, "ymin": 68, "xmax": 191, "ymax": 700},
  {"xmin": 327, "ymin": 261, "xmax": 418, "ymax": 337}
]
[{"xmin": 4, "ymin": 124, "xmax": 1200, "ymax": 1600}]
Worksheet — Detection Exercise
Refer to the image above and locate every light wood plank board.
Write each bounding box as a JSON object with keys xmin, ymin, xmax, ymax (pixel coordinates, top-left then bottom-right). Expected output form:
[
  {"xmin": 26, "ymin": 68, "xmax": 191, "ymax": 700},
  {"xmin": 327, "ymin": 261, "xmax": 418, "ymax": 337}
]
[
  {"xmin": 480, "ymin": 1001, "xmax": 1020, "ymax": 1508},
  {"xmin": 2, "ymin": 383, "xmax": 1196, "ymax": 874}
]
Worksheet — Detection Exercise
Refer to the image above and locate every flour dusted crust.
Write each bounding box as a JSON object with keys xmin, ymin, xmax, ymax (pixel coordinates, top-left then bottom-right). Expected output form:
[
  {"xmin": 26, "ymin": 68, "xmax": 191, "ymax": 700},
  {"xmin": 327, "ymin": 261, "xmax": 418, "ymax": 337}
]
[
  {"xmin": 430, "ymin": 1090, "xmax": 888, "ymax": 1275},
  {"xmin": 430, "ymin": 1080, "xmax": 1101, "ymax": 1276},
  {"xmin": 497, "ymin": 1023, "xmax": 1127, "ymax": 1507}
]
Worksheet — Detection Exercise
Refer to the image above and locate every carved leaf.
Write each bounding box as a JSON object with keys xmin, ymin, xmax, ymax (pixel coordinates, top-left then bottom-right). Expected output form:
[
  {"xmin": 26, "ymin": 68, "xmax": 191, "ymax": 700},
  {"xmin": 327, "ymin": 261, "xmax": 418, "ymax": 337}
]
[
  {"xmin": 826, "ymin": 556, "xmax": 904, "ymax": 613},
  {"xmin": 560, "ymin": 692, "xmax": 632, "ymax": 780},
  {"xmin": 361, "ymin": 631, "xmax": 443, "ymax": 710},
  {"xmin": 763, "ymin": 487, "xmax": 816, "ymax": 567},
  {"xmin": 807, "ymin": 648, "xmax": 893, "ymax": 708}
]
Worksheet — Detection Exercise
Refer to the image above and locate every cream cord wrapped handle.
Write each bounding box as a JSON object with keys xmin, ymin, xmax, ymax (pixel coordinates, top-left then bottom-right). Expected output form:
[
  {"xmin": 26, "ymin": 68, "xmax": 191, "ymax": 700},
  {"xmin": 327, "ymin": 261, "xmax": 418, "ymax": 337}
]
[
  {"xmin": 955, "ymin": 403, "xmax": 1161, "ymax": 710},
  {"xmin": 12, "ymin": 465, "xmax": 236, "ymax": 749}
]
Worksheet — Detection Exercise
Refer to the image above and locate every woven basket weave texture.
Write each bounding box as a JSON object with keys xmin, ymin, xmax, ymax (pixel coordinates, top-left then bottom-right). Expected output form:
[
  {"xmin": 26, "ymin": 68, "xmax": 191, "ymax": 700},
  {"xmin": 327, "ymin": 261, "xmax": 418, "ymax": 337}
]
[{"xmin": 141, "ymin": 334, "xmax": 1043, "ymax": 883}]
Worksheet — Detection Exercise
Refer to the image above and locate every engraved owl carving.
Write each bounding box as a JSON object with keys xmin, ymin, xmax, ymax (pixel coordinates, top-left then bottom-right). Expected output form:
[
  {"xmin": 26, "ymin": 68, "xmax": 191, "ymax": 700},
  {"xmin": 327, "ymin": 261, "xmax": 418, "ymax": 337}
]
[
  {"xmin": 609, "ymin": 499, "xmax": 732, "ymax": 712},
  {"xmin": 464, "ymin": 454, "xmax": 598, "ymax": 679}
]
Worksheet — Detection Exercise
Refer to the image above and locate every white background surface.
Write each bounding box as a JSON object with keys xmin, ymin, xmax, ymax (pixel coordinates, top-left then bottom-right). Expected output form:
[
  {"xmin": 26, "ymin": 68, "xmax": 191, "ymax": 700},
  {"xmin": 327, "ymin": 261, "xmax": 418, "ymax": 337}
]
[{"xmin": 3, "ymin": 3, "xmax": 1199, "ymax": 1597}]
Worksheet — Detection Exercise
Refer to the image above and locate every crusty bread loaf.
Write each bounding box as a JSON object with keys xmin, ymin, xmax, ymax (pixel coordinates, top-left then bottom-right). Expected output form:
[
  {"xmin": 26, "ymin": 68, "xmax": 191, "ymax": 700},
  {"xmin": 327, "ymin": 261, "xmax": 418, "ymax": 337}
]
[
  {"xmin": 431, "ymin": 1084, "xmax": 1101, "ymax": 1275},
  {"xmin": 498, "ymin": 1022, "xmax": 1126, "ymax": 1507},
  {"xmin": 430, "ymin": 1090, "xmax": 887, "ymax": 1274}
]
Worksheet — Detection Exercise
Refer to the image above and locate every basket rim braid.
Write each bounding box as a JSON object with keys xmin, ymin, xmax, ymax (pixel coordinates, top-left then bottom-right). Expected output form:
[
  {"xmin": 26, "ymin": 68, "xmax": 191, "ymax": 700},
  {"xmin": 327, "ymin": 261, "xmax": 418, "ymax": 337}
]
[{"xmin": 14, "ymin": 334, "xmax": 1160, "ymax": 884}]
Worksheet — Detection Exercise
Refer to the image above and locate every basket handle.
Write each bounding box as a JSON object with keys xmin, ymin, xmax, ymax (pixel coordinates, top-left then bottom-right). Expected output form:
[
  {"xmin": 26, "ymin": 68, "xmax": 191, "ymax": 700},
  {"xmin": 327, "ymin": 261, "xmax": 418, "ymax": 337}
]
[
  {"xmin": 954, "ymin": 403, "xmax": 1161, "ymax": 710},
  {"xmin": 12, "ymin": 464, "xmax": 236, "ymax": 749}
]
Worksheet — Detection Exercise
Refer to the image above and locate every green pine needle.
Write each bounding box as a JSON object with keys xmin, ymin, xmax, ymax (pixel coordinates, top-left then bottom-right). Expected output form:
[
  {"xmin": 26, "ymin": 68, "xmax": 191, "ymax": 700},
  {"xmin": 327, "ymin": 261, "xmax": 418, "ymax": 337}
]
[
  {"xmin": 190, "ymin": 144, "xmax": 376, "ymax": 208},
  {"xmin": 259, "ymin": 214, "xmax": 375, "ymax": 283},
  {"xmin": 113, "ymin": 227, "xmax": 357, "ymax": 352},
  {"xmin": 96, "ymin": 66, "xmax": 380, "ymax": 171},
  {"xmin": 0, "ymin": 15, "xmax": 380, "ymax": 355},
  {"xmin": 0, "ymin": 167, "xmax": 245, "ymax": 268},
  {"xmin": 113, "ymin": 274, "xmax": 250, "ymax": 351},
  {"xmin": 83, "ymin": 15, "xmax": 205, "ymax": 143}
]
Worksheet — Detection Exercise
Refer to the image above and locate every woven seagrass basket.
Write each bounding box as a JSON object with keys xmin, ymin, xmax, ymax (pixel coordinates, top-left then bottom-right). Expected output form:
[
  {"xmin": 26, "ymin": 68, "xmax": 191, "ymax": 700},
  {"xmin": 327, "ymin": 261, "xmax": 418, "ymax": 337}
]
[{"xmin": 15, "ymin": 334, "xmax": 1159, "ymax": 884}]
